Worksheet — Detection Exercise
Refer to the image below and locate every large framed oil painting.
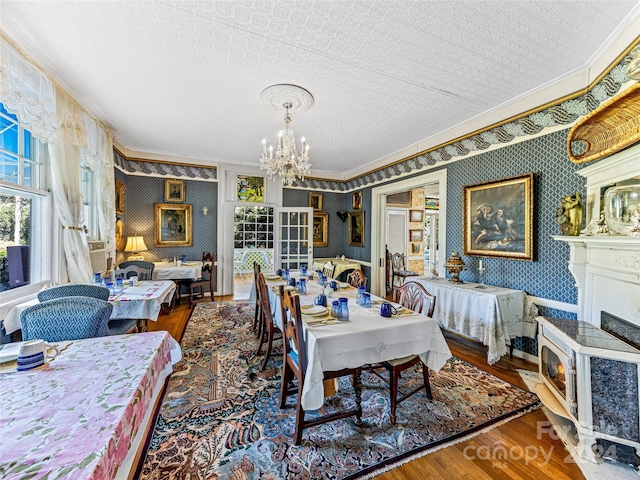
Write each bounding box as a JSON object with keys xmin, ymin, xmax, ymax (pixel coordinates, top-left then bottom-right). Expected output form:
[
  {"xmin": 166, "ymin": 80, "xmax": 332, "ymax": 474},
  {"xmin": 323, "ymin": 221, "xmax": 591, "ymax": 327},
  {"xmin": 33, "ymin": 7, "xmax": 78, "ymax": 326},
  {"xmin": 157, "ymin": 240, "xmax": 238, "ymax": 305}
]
[
  {"xmin": 154, "ymin": 203, "xmax": 193, "ymax": 247},
  {"xmin": 237, "ymin": 175, "xmax": 264, "ymax": 202},
  {"xmin": 312, "ymin": 212, "xmax": 328, "ymax": 247},
  {"xmin": 115, "ymin": 179, "xmax": 125, "ymax": 214},
  {"xmin": 348, "ymin": 211, "xmax": 365, "ymax": 247},
  {"xmin": 463, "ymin": 173, "xmax": 533, "ymax": 260}
]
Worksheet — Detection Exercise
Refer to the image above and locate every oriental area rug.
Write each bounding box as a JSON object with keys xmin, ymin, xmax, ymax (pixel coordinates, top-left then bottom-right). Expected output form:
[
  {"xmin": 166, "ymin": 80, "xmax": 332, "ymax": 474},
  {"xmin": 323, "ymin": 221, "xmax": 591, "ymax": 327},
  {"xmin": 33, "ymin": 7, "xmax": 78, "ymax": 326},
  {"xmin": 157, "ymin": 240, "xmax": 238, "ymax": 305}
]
[{"xmin": 140, "ymin": 301, "xmax": 539, "ymax": 479}]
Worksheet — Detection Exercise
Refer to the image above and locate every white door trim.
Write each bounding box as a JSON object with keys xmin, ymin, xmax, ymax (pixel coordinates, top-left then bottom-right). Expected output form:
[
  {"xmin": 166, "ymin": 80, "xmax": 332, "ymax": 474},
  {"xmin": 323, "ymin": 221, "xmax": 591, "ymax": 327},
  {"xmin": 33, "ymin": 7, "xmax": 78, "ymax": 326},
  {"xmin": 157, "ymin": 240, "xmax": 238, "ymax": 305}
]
[{"xmin": 370, "ymin": 169, "xmax": 447, "ymax": 297}]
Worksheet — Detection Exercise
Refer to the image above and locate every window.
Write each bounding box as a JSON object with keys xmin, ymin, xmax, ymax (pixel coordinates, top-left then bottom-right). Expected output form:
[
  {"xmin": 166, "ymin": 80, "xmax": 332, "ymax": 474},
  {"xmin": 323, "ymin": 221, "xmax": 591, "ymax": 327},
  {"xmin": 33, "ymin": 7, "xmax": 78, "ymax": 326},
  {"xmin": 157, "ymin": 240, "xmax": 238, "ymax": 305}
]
[
  {"xmin": 0, "ymin": 103, "xmax": 50, "ymax": 294},
  {"xmin": 234, "ymin": 206, "xmax": 274, "ymax": 249}
]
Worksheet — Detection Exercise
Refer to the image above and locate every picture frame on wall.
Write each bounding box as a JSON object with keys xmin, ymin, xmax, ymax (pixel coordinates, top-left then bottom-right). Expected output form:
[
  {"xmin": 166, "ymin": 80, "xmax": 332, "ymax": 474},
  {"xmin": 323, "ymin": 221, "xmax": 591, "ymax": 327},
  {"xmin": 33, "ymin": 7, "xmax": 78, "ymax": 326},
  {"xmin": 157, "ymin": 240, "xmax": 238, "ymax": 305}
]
[
  {"xmin": 164, "ymin": 179, "xmax": 185, "ymax": 203},
  {"xmin": 312, "ymin": 212, "xmax": 328, "ymax": 247},
  {"xmin": 154, "ymin": 203, "xmax": 193, "ymax": 247},
  {"xmin": 348, "ymin": 211, "xmax": 365, "ymax": 247},
  {"xmin": 410, "ymin": 209, "xmax": 424, "ymax": 222},
  {"xmin": 425, "ymin": 197, "xmax": 440, "ymax": 210},
  {"xmin": 352, "ymin": 191, "xmax": 362, "ymax": 210},
  {"xmin": 462, "ymin": 173, "xmax": 534, "ymax": 260},
  {"xmin": 115, "ymin": 179, "xmax": 125, "ymax": 214},
  {"xmin": 386, "ymin": 190, "xmax": 412, "ymax": 207},
  {"xmin": 410, "ymin": 229, "xmax": 423, "ymax": 242},
  {"xmin": 411, "ymin": 243, "xmax": 420, "ymax": 254},
  {"xmin": 237, "ymin": 175, "xmax": 264, "ymax": 202},
  {"xmin": 309, "ymin": 192, "xmax": 323, "ymax": 211}
]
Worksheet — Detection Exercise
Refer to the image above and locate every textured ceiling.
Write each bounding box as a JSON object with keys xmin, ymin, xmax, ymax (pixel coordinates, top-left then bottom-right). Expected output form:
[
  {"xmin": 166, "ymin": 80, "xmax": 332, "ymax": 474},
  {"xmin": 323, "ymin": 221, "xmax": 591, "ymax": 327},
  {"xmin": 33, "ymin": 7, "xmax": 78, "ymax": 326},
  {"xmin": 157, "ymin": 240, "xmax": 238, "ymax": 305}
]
[{"xmin": 1, "ymin": 1, "xmax": 639, "ymax": 180}]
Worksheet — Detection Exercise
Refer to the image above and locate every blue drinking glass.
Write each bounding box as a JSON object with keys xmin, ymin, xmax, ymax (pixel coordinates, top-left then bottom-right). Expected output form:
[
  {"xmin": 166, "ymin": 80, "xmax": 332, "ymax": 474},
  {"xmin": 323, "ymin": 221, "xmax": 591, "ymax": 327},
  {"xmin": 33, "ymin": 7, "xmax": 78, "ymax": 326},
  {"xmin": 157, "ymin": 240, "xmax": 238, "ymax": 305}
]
[{"xmin": 338, "ymin": 297, "xmax": 349, "ymax": 321}]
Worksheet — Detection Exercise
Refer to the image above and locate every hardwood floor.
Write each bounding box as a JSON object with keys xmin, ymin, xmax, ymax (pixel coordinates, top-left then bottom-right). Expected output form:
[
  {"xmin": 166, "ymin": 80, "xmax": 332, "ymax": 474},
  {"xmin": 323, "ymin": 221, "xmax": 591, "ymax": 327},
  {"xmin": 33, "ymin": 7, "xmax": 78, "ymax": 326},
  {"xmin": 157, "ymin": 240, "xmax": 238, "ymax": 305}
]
[{"xmin": 150, "ymin": 294, "xmax": 585, "ymax": 480}]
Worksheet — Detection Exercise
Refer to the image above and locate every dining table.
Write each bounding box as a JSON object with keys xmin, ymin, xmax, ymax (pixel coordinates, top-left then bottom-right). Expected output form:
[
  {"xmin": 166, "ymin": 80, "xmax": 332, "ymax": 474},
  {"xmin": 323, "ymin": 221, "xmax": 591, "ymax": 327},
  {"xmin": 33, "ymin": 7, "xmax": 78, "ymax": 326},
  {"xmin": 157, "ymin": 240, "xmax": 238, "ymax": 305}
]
[
  {"xmin": 251, "ymin": 271, "xmax": 452, "ymax": 411},
  {"xmin": 0, "ymin": 331, "xmax": 181, "ymax": 479},
  {"xmin": 312, "ymin": 257, "xmax": 362, "ymax": 279},
  {"xmin": 1, "ymin": 280, "xmax": 177, "ymax": 336},
  {"xmin": 152, "ymin": 261, "xmax": 203, "ymax": 281}
]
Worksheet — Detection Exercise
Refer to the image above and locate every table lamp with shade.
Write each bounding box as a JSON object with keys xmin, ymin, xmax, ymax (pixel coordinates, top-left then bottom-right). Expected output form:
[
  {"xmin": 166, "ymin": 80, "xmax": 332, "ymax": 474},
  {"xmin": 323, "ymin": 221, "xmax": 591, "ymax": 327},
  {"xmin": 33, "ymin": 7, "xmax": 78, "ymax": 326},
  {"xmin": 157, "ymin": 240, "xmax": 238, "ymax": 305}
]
[{"xmin": 124, "ymin": 235, "xmax": 148, "ymax": 261}]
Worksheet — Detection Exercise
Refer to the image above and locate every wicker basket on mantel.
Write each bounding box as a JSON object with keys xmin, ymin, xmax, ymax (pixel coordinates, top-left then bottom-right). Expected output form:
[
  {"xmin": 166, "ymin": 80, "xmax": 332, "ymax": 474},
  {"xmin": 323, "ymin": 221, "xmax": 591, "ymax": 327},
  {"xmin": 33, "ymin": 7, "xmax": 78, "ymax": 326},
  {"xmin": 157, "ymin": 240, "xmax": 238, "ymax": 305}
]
[{"xmin": 567, "ymin": 82, "xmax": 640, "ymax": 164}]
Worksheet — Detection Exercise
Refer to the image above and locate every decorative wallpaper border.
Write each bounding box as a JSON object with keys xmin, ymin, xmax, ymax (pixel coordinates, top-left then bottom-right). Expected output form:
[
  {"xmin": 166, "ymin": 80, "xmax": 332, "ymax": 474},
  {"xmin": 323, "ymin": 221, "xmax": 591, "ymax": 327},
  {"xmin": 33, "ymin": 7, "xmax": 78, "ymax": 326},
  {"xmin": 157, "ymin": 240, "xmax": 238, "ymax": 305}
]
[
  {"xmin": 114, "ymin": 149, "xmax": 217, "ymax": 180},
  {"xmin": 114, "ymin": 53, "xmax": 634, "ymax": 189}
]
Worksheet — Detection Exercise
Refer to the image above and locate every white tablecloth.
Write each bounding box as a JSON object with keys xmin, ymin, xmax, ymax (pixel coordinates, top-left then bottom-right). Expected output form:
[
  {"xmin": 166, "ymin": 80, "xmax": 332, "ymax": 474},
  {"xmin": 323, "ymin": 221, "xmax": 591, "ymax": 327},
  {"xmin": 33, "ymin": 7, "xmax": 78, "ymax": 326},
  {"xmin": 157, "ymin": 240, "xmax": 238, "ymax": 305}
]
[
  {"xmin": 152, "ymin": 261, "xmax": 202, "ymax": 280},
  {"xmin": 312, "ymin": 258, "xmax": 361, "ymax": 278},
  {"xmin": 405, "ymin": 277, "xmax": 538, "ymax": 365},
  {"xmin": 2, "ymin": 281, "xmax": 176, "ymax": 334},
  {"xmin": 256, "ymin": 272, "xmax": 452, "ymax": 410}
]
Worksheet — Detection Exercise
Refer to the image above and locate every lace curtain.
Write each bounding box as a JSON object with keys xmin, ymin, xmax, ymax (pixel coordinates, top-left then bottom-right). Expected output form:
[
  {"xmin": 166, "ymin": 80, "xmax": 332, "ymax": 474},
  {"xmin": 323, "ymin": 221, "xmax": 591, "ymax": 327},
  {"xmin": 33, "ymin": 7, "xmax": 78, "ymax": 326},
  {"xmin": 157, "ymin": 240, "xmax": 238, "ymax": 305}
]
[{"xmin": 0, "ymin": 37, "xmax": 115, "ymax": 282}]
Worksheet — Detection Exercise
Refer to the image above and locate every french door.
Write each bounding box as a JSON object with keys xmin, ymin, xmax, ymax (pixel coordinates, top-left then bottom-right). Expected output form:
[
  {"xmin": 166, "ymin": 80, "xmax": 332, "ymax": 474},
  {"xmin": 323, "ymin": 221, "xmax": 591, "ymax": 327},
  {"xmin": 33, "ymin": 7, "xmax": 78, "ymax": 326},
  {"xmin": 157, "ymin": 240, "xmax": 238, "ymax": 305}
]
[{"xmin": 276, "ymin": 207, "xmax": 313, "ymax": 270}]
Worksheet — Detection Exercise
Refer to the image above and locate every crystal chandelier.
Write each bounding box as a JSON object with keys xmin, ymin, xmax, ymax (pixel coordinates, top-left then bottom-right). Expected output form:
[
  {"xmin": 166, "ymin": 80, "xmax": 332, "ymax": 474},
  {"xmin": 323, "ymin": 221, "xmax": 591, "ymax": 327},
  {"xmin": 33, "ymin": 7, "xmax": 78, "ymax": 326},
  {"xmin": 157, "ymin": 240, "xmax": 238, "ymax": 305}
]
[{"xmin": 260, "ymin": 101, "xmax": 311, "ymax": 186}]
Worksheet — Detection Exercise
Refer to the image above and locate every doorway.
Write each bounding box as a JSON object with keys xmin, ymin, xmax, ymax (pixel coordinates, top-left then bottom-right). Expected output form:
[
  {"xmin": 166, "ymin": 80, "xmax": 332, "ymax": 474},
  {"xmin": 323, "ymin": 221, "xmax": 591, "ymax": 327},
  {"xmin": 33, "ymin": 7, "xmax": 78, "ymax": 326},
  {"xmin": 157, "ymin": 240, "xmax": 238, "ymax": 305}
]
[{"xmin": 370, "ymin": 169, "xmax": 447, "ymax": 297}]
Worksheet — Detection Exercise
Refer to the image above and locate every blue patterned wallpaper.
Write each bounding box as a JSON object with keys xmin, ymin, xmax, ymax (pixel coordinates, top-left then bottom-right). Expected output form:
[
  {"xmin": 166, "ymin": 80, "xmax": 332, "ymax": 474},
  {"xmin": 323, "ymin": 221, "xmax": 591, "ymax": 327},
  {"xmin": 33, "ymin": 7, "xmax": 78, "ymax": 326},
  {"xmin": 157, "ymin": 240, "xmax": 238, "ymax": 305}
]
[{"xmin": 114, "ymin": 173, "xmax": 217, "ymax": 268}]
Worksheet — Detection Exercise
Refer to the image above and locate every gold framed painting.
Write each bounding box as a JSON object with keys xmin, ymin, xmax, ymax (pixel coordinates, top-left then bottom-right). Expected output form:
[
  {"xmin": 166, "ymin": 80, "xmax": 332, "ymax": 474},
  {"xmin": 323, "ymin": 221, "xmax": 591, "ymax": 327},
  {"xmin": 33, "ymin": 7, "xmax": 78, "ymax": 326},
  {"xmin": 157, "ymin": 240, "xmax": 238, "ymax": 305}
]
[
  {"xmin": 312, "ymin": 212, "xmax": 328, "ymax": 247},
  {"xmin": 352, "ymin": 191, "xmax": 362, "ymax": 210},
  {"xmin": 165, "ymin": 179, "xmax": 185, "ymax": 203},
  {"xmin": 348, "ymin": 211, "xmax": 365, "ymax": 247},
  {"xmin": 115, "ymin": 218, "xmax": 124, "ymax": 250},
  {"xmin": 309, "ymin": 192, "xmax": 323, "ymax": 211},
  {"xmin": 410, "ymin": 229, "xmax": 423, "ymax": 242},
  {"xmin": 237, "ymin": 175, "xmax": 264, "ymax": 202},
  {"xmin": 115, "ymin": 179, "xmax": 125, "ymax": 214},
  {"xmin": 154, "ymin": 203, "xmax": 193, "ymax": 247},
  {"xmin": 463, "ymin": 173, "xmax": 534, "ymax": 260}
]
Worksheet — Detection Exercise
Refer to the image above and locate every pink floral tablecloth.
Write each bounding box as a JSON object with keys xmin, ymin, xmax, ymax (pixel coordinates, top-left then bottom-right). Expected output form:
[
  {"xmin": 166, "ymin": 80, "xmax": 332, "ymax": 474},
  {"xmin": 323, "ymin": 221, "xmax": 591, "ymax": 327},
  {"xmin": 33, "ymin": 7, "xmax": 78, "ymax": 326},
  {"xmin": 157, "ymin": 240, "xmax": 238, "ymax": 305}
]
[{"xmin": 0, "ymin": 331, "xmax": 178, "ymax": 479}]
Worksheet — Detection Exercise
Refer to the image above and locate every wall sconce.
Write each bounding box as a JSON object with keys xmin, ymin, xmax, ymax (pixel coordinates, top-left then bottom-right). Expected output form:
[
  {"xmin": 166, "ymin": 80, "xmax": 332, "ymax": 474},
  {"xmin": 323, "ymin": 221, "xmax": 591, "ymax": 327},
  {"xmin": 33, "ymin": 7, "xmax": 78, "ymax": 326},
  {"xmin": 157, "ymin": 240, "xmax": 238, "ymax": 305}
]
[
  {"xmin": 336, "ymin": 211, "xmax": 348, "ymax": 222},
  {"xmin": 202, "ymin": 207, "xmax": 208, "ymax": 216}
]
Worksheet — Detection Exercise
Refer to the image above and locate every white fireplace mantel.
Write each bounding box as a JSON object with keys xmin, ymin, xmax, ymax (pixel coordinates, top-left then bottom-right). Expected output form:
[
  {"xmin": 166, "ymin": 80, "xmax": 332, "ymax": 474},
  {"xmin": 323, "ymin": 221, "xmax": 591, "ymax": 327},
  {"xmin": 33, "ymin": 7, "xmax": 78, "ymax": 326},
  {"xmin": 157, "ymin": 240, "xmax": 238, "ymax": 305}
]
[
  {"xmin": 553, "ymin": 235, "xmax": 640, "ymax": 328},
  {"xmin": 553, "ymin": 142, "xmax": 640, "ymax": 328}
]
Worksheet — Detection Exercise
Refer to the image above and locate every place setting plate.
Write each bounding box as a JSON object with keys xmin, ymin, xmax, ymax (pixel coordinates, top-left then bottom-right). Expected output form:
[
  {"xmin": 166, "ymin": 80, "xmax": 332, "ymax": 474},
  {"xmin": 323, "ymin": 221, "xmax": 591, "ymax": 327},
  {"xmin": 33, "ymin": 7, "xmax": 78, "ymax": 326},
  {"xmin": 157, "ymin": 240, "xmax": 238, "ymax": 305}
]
[{"xmin": 301, "ymin": 305, "xmax": 328, "ymax": 316}]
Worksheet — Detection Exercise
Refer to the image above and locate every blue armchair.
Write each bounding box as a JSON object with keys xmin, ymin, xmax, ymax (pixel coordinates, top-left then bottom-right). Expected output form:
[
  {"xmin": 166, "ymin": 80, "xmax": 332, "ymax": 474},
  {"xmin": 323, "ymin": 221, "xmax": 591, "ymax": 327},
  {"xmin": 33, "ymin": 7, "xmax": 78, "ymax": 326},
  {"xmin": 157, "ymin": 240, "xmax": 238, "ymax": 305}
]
[
  {"xmin": 20, "ymin": 296, "xmax": 113, "ymax": 342},
  {"xmin": 37, "ymin": 284, "xmax": 137, "ymax": 335}
]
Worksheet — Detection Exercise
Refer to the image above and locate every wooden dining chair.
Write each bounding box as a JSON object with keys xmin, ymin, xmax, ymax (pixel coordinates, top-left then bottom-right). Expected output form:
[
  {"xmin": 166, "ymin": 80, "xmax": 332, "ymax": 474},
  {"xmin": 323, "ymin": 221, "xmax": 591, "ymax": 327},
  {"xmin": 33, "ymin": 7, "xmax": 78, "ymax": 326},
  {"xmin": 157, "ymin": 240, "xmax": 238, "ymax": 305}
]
[
  {"xmin": 346, "ymin": 269, "xmax": 368, "ymax": 288},
  {"xmin": 252, "ymin": 261, "xmax": 262, "ymax": 336},
  {"xmin": 255, "ymin": 272, "xmax": 283, "ymax": 371},
  {"xmin": 391, "ymin": 253, "xmax": 419, "ymax": 288},
  {"xmin": 373, "ymin": 281, "xmax": 436, "ymax": 424},
  {"xmin": 183, "ymin": 253, "xmax": 216, "ymax": 308},
  {"xmin": 278, "ymin": 286, "xmax": 362, "ymax": 445},
  {"xmin": 322, "ymin": 261, "xmax": 335, "ymax": 279}
]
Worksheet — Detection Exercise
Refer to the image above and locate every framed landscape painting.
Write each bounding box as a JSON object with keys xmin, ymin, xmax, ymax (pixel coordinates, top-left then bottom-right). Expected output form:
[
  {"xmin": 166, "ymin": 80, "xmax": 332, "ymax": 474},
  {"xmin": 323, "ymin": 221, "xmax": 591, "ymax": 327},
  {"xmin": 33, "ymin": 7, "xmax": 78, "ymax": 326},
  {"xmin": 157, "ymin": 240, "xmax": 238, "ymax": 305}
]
[
  {"xmin": 462, "ymin": 173, "xmax": 533, "ymax": 260},
  {"xmin": 154, "ymin": 203, "xmax": 193, "ymax": 247},
  {"xmin": 386, "ymin": 190, "xmax": 412, "ymax": 207}
]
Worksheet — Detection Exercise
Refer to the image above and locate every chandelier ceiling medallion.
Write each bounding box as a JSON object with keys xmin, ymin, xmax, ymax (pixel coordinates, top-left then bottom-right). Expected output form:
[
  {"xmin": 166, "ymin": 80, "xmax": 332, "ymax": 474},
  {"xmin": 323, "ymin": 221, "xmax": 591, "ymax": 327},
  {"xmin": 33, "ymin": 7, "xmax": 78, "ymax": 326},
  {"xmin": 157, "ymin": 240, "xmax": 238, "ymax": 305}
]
[{"xmin": 259, "ymin": 84, "xmax": 314, "ymax": 186}]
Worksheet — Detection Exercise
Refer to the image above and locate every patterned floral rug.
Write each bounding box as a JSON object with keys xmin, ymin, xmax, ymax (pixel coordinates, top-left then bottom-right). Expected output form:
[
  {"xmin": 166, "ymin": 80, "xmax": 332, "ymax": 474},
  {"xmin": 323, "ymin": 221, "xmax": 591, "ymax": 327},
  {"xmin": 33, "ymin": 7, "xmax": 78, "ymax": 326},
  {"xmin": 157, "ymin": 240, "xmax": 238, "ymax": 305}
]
[{"xmin": 140, "ymin": 301, "xmax": 539, "ymax": 479}]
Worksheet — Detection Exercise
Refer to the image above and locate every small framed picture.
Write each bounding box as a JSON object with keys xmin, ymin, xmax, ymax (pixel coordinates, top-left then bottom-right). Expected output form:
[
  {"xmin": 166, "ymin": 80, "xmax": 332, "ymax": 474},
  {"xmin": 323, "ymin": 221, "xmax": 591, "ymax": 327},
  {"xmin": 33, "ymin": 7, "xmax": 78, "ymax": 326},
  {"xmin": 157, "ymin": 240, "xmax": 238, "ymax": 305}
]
[
  {"xmin": 312, "ymin": 212, "xmax": 328, "ymax": 246},
  {"xmin": 115, "ymin": 179, "xmax": 125, "ymax": 214},
  {"xmin": 309, "ymin": 192, "xmax": 323, "ymax": 211},
  {"xmin": 164, "ymin": 179, "xmax": 185, "ymax": 203},
  {"xmin": 410, "ymin": 209, "xmax": 424, "ymax": 222},
  {"xmin": 411, "ymin": 243, "xmax": 421, "ymax": 254},
  {"xmin": 352, "ymin": 191, "xmax": 362, "ymax": 210},
  {"xmin": 410, "ymin": 229, "xmax": 423, "ymax": 242}
]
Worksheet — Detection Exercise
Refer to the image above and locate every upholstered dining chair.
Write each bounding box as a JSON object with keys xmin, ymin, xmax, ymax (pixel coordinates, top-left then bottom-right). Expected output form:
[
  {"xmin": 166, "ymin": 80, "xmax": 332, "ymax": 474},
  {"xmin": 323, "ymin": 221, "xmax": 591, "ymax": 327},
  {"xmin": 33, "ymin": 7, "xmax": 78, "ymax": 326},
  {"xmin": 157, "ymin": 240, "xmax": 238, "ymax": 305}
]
[
  {"xmin": 373, "ymin": 281, "xmax": 436, "ymax": 424},
  {"xmin": 390, "ymin": 253, "xmax": 419, "ymax": 288},
  {"xmin": 37, "ymin": 284, "xmax": 137, "ymax": 335},
  {"xmin": 181, "ymin": 252, "xmax": 216, "ymax": 308},
  {"xmin": 117, "ymin": 260, "xmax": 154, "ymax": 280},
  {"xmin": 278, "ymin": 286, "xmax": 362, "ymax": 445},
  {"xmin": 347, "ymin": 269, "xmax": 368, "ymax": 288},
  {"xmin": 38, "ymin": 284, "xmax": 110, "ymax": 302},
  {"xmin": 255, "ymin": 272, "xmax": 282, "ymax": 371},
  {"xmin": 115, "ymin": 265, "xmax": 147, "ymax": 281},
  {"xmin": 21, "ymin": 296, "xmax": 113, "ymax": 342}
]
